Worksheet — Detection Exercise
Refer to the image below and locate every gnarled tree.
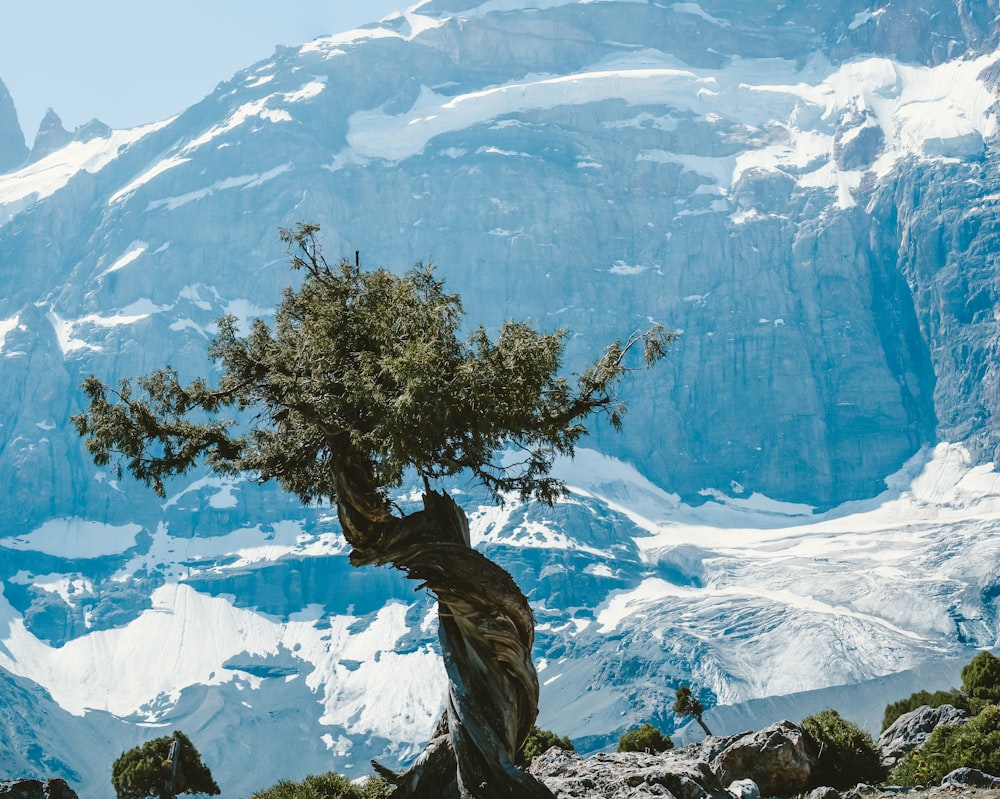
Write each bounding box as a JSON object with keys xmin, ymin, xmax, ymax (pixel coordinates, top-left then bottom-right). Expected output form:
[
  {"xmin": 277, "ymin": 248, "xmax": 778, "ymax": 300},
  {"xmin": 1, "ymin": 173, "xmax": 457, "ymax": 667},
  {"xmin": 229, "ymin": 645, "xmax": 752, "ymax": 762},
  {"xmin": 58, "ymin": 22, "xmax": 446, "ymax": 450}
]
[{"xmin": 74, "ymin": 223, "xmax": 672, "ymax": 798}]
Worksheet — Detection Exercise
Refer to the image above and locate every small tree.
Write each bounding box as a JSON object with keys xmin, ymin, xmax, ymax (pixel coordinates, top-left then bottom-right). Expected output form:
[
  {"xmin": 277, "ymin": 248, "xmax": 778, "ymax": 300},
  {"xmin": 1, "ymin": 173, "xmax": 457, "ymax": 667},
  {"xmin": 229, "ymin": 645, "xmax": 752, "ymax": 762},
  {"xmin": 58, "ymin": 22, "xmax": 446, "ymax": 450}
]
[
  {"xmin": 673, "ymin": 684, "xmax": 712, "ymax": 736},
  {"xmin": 617, "ymin": 723, "xmax": 673, "ymax": 754},
  {"xmin": 801, "ymin": 709, "xmax": 885, "ymax": 789},
  {"xmin": 111, "ymin": 731, "xmax": 219, "ymax": 799},
  {"xmin": 519, "ymin": 726, "xmax": 575, "ymax": 765},
  {"xmin": 961, "ymin": 650, "xmax": 1000, "ymax": 708},
  {"xmin": 76, "ymin": 224, "xmax": 672, "ymax": 799}
]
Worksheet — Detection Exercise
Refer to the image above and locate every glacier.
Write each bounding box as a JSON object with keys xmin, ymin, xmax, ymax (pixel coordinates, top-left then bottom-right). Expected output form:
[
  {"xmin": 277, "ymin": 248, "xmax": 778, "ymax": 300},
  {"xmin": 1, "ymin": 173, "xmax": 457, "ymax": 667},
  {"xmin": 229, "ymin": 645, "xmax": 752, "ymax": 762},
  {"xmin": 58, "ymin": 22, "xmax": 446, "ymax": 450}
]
[{"xmin": 1, "ymin": 0, "xmax": 1000, "ymax": 796}]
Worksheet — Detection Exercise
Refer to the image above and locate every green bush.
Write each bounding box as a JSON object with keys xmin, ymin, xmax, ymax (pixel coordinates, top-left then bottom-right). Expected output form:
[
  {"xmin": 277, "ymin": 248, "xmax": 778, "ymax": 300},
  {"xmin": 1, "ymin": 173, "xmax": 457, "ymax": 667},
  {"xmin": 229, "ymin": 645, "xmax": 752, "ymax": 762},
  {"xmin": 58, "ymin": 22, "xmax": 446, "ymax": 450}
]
[
  {"xmin": 891, "ymin": 703, "xmax": 1000, "ymax": 787},
  {"xmin": 248, "ymin": 772, "xmax": 393, "ymax": 799},
  {"xmin": 961, "ymin": 650, "xmax": 1000, "ymax": 707},
  {"xmin": 801, "ymin": 709, "xmax": 885, "ymax": 789},
  {"xmin": 617, "ymin": 723, "xmax": 673, "ymax": 754},
  {"xmin": 519, "ymin": 726, "xmax": 575, "ymax": 765},
  {"xmin": 881, "ymin": 689, "xmax": 971, "ymax": 732}
]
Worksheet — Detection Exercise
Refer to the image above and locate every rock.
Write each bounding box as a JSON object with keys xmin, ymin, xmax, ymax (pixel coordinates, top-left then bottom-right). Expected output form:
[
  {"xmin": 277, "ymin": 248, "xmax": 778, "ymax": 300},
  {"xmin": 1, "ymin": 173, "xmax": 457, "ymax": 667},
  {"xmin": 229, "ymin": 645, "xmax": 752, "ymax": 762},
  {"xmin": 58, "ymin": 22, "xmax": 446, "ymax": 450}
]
[
  {"xmin": 73, "ymin": 118, "xmax": 111, "ymax": 142},
  {"xmin": 877, "ymin": 704, "xmax": 969, "ymax": 768},
  {"xmin": 0, "ymin": 779, "xmax": 79, "ymax": 799},
  {"xmin": 27, "ymin": 109, "xmax": 72, "ymax": 162},
  {"xmin": 727, "ymin": 778, "xmax": 760, "ymax": 799},
  {"xmin": 940, "ymin": 768, "xmax": 1000, "ymax": 789},
  {"xmin": 833, "ymin": 123, "xmax": 884, "ymax": 170},
  {"xmin": 806, "ymin": 788, "xmax": 839, "ymax": 799},
  {"xmin": 711, "ymin": 721, "xmax": 817, "ymax": 797},
  {"xmin": 922, "ymin": 131, "xmax": 985, "ymax": 160},
  {"xmin": 0, "ymin": 78, "xmax": 27, "ymax": 172},
  {"xmin": 530, "ymin": 747, "xmax": 732, "ymax": 799}
]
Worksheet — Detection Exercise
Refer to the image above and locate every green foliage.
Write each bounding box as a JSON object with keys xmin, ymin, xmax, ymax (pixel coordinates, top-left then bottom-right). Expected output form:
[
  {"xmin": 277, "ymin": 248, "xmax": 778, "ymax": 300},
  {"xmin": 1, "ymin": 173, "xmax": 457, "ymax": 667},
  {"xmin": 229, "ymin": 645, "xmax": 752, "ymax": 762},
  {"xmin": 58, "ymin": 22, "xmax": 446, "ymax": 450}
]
[
  {"xmin": 247, "ymin": 772, "xmax": 393, "ymax": 799},
  {"xmin": 617, "ymin": 723, "xmax": 674, "ymax": 754},
  {"xmin": 890, "ymin": 703, "xmax": 1000, "ymax": 787},
  {"xmin": 111, "ymin": 731, "xmax": 220, "ymax": 799},
  {"xmin": 519, "ymin": 726, "xmax": 575, "ymax": 765},
  {"xmin": 74, "ymin": 223, "xmax": 673, "ymax": 506},
  {"xmin": 961, "ymin": 650, "xmax": 1000, "ymax": 706},
  {"xmin": 881, "ymin": 688, "xmax": 971, "ymax": 732},
  {"xmin": 801, "ymin": 709, "xmax": 885, "ymax": 789},
  {"xmin": 672, "ymin": 684, "xmax": 704, "ymax": 718}
]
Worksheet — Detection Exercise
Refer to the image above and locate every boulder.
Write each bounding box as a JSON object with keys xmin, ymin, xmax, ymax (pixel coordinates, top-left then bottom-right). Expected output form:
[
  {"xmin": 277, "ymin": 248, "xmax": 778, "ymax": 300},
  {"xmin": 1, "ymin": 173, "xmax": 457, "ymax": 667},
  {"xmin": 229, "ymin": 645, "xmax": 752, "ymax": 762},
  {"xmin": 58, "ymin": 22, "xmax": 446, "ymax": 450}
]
[
  {"xmin": 727, "ymin": 778, "xmax": 760, "ymax": 799},
  {"xmin": 0, "ymin": 780, "xmax": 79, "ymax": 799},
  {"xmin": 806, "ymin": 788, "xmax": 839, "ymax": 799},
  {"xmin": 530, "ymin": 747, "xmax": 732, "ymax": 799},
  {"xmin": 711, "ymin": 721, "xmax": 817, "ymax": 797},
  {"xmin": 941, "ymin": 768, "xmax": 1000, "ymax": 789},
  {"xmin": 877, "ymin": 704, "xmax": 969, "ymax": 768}
]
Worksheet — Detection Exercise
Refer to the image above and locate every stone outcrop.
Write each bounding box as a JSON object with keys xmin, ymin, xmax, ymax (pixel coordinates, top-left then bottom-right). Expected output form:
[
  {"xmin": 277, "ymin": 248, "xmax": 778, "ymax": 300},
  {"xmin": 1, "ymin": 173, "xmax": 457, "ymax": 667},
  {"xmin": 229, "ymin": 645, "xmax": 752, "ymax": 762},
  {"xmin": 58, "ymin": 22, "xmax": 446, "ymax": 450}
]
[
  {"xmin": 530, "ymin": 747, "xmax": 733, "ymax": 799},
  {"xmin": 0, "ymin": 78, "xmax": 27, "ymax": 172},
  {"xmin": 0, "ymin": 780, "xmax": 78, "ymax": 799},
  {"xmin": 710, "ymin": 721, "xmax": 817, "ymax": 797},
  {"xmin": 941, "ymin": 768, "xmax": 1000, "ymax": 789},
  {"xmin": 877, "ymin": 704, "xmax": 969, "ymax": 768},
  {"xmin": 530, "ymin": 721, "xmax": 821, "ymax": 799},
  {"xmin": 27, "ymin": 109, "xmax": 72, "ymax": 162}
]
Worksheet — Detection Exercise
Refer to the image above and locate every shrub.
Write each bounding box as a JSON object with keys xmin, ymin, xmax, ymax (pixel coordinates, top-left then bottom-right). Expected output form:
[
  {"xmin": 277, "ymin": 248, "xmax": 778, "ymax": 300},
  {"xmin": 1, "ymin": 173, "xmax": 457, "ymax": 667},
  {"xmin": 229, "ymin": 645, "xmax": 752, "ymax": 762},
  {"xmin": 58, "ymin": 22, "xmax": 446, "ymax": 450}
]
[
  {"xmin": 891, "ymin": 703, "xmax": 1000, "ymax": 787},
  {"xmin": 248, "ymin": 773, "xmax": 393, "ymax": 799},
  {"xmin": 617, "ymin": 723, "xmax": 673, "ymax": 754},
  {"xmin": 801, "ymin": 709, "xmax": 885, "ymax": 789},
  {"xmin": 961, "ymin": 650, "xmax": 1000, "ymax": 707},
  {"xmin": 520, "ymin": 726, "xmax": 575, "ymax": 765},
  {"xmin": 881, "ymin": 689, "xmax": 971, "ymax": 732}
]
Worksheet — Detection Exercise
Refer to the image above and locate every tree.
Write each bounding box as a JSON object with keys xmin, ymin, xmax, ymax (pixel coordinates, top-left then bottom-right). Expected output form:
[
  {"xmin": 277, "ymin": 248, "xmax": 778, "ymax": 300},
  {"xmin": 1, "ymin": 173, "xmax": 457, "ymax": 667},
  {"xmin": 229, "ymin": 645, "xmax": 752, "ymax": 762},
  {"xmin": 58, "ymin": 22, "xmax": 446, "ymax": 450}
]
[
  {"xmin": 111, "ymin": 731, "xmax": 220, "ymax": 799},
  {"xmin": 801, "ymin": 709, "xmax": 885, "ymax": 789},
  {"xmin": 75, "ymin": 224, "xmax": 673, "ymax": 799},
  {"xmin": 519, "ymin": 726, "xmax": 575, "ymax": 765},
  {"xmin": 617, "ymin": 723, "xmax": 673, "ymax": 754},
  {"xmin": 961, "ymin": 650, "xmax": 1000, "ymax": 708},
  {"xmin": 672, "ymin": 684, "xmax": 712, "ymax": 736}
]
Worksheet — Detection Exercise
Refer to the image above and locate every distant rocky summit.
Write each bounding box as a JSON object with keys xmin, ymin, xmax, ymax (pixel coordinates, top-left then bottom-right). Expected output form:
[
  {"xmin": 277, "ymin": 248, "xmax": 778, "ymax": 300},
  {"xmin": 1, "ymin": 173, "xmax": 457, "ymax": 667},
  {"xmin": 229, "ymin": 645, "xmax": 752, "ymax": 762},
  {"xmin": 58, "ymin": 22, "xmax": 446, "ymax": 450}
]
[{"xmin": 0, "ymin": 78, "xmax": 27, "ymax": 172}]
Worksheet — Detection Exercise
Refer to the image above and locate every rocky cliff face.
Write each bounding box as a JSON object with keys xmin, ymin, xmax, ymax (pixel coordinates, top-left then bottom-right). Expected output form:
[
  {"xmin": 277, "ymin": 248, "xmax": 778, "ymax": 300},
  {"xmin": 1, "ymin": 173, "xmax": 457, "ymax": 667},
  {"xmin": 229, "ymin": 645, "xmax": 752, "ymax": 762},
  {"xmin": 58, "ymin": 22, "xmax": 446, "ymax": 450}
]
[
  {"xmin": 1, "ymin": 1, "xmax": 1000, "ymax": 797},
  {"xmin": 0, "ymin": 79, "xmax": 26, "ymax": 172}
]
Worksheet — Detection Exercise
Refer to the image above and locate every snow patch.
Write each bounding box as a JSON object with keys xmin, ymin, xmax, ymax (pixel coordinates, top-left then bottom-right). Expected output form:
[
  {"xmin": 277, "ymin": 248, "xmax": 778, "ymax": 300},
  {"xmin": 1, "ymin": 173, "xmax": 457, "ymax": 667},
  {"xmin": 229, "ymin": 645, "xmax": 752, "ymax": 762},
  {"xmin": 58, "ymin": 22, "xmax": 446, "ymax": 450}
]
[{"xmin": 1, "ymin": 518, "xmax": 142, "ymax": 559}]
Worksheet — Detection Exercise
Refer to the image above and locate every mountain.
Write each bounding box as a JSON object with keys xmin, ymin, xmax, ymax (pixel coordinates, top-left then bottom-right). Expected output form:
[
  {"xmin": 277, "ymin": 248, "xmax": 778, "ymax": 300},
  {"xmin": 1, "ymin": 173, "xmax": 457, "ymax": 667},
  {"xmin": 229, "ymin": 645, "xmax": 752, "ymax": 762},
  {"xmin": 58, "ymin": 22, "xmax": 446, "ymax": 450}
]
[
  {"xmin": 0, "ymin": 78, "xmax": 27, "ymax": 172},
  {"xmin": 1, "ymin": 1, "xmax": 999, "ymax": 796}
]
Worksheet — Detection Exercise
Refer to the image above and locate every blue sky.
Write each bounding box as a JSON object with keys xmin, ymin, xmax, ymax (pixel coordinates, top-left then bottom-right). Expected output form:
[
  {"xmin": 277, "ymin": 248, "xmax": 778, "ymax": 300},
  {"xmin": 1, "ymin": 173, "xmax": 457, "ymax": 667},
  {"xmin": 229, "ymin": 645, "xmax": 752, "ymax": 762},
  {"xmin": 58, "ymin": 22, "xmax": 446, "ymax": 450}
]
[{"xmin": 0, "ymin": 1, "xmax": 404, "ymax": 142}]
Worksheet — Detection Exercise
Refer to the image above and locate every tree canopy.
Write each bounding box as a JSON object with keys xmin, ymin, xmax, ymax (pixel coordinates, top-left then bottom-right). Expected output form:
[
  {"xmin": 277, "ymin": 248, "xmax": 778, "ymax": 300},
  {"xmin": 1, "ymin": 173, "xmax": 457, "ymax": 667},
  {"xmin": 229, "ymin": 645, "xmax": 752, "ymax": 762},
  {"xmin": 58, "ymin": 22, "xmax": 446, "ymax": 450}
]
[
  {"xmin": 961, "ymin": 650, "xmax": 1000, "ymax": 706},
  {"xmin": 111, "ymin": 731, "xmax": 219, "ymax": 799},
  {"xmin": 617, "ymin": 723, "xmax": 673, "ymax": 754},
  {"xmin": 74, "ymin": 223, "xmax": 672, "ymax": 509},
  {"xmin": 673, "ymin": 683, "xmax": 712, "ymax": 736}
]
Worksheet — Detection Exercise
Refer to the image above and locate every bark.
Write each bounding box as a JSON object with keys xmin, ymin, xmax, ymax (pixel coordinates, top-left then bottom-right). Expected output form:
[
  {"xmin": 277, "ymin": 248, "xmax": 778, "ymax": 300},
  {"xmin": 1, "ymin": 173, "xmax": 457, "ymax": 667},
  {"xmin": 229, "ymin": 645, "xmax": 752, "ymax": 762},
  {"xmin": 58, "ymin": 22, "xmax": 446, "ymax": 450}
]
[{"xmin": 334, "ymin": 457, "xmax": 554, "ymax": 799}]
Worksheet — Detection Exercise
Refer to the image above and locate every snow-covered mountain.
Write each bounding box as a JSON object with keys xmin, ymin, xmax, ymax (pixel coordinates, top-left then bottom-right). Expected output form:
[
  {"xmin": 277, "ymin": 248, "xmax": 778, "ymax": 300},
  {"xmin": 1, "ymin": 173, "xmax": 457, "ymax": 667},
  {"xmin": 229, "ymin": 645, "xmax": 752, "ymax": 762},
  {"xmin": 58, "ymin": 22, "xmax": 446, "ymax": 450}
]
[{"xmin": 1, "ymin": 1, "xmax": 1000, "ymax": 796}]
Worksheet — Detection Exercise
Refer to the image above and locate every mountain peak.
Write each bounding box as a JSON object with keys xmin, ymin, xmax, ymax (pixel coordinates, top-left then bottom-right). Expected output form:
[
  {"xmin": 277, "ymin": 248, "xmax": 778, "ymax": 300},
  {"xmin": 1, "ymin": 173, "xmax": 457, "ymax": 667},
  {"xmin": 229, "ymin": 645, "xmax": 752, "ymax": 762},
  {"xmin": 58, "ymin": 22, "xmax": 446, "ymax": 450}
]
[
  {"xmin": 28, "ymin": 108, "xmax": 73, "ymax": 163},
  {"xmin": 0, "ymin": 78, "xmax": 27, "ymax": 173}
]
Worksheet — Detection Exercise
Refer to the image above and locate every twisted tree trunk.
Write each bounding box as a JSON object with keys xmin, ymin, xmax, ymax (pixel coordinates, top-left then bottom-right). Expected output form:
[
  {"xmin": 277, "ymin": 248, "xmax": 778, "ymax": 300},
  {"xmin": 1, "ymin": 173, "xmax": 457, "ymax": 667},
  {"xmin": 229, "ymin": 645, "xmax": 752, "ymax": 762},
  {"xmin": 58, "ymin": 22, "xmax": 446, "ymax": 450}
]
[{"xmin": 334, "ymin": 459, "xmax": 554, "ymax": 798}]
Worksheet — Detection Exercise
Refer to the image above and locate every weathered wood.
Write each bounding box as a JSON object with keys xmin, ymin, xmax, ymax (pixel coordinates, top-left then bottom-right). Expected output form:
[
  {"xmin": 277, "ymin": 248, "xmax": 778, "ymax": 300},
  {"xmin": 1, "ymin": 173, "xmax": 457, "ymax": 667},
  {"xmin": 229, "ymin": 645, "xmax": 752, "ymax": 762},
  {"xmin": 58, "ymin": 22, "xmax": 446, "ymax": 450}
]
[{"xmin": 337, "ymin": 461, "xmax": 554, "ymax": 798}]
